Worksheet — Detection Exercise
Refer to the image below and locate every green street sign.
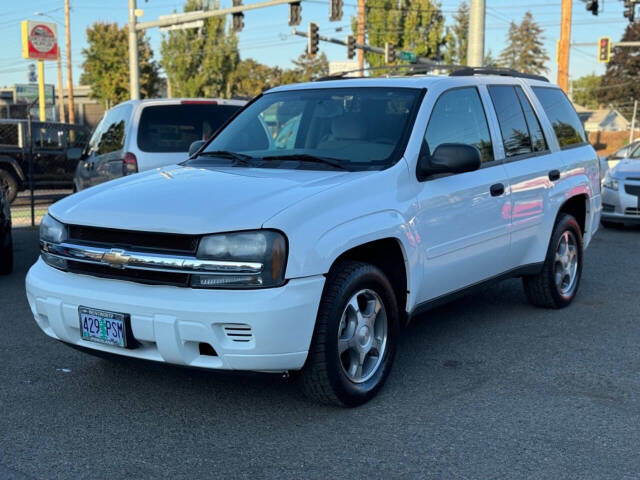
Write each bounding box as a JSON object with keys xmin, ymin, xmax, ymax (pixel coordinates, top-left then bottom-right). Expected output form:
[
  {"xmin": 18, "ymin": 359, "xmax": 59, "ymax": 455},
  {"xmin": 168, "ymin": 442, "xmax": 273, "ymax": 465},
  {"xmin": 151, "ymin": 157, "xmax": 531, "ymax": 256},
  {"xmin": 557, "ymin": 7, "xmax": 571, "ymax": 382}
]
[{"xmin": 399, "ymin": 51, "xmax": 417, "ymax": 63}]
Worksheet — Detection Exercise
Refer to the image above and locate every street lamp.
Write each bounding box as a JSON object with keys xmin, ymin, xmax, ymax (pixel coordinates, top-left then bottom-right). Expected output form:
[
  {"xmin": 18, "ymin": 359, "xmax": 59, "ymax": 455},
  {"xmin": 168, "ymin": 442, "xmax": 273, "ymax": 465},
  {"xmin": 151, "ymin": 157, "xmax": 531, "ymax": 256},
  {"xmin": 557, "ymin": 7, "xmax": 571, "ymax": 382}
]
[{"xmin": 34, "ymin": 11, "xmax": 65, "ymax": 123}]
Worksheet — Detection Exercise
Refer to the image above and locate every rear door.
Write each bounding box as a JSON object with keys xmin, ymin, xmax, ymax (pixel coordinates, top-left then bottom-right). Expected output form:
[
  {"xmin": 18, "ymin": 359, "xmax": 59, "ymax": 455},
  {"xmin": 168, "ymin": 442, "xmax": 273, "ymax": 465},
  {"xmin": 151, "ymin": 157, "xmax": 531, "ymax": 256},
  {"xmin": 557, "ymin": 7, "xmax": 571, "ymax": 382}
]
[
  {"xmin": 485, "ymin": 84, "xmax": 559, "ymax": 270},
  {"xmin": 131, "ymin": 102, "xmax": 243, "ymax": 171}
]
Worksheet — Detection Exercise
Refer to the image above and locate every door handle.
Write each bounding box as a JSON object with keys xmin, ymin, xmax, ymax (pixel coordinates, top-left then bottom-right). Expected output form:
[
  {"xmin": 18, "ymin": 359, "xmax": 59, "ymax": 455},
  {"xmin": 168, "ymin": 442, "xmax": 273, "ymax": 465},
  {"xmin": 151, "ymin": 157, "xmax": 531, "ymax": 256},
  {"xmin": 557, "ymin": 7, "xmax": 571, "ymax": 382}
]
[
  {"xmin": 548, "ymin": 169, "xmax": 561, "ymax": 181},
  {"xmin": 490, "ymin": 183, "xmax": 505, "ymax": 197}
]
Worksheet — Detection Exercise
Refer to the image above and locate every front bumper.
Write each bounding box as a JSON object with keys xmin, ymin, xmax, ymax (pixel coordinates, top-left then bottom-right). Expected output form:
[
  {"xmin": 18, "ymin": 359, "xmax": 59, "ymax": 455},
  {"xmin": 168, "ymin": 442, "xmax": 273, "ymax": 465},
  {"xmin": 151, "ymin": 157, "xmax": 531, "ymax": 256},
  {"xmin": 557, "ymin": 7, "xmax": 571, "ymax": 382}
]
[
  {"xmin": 26, "ymin": 258, "xmax": 325, "ymax": 372},
  {"xmin": 601, "ymin": 183, "xmax": 640, "ymax": 224}
]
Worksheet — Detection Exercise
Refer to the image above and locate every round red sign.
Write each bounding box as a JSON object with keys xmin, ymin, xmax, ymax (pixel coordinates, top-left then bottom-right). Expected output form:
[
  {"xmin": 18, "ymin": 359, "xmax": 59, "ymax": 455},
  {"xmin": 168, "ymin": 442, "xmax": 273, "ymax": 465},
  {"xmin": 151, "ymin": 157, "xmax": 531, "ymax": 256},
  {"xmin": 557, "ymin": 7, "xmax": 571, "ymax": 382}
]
[{"xmin": 29, "ymin": 25, "xmax": 56, "ymax": 53}]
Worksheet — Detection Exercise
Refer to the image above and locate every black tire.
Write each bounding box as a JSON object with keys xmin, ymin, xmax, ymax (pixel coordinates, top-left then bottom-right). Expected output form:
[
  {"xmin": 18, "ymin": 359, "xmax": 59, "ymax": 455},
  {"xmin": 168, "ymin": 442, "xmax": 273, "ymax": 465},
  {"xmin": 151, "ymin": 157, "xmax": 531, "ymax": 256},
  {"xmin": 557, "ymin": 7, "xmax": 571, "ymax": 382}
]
[
  {"xmin": 523, "ymin": 214, "xmax": 583, "ymax": 309},
  {"xmin": 0, "ymin": 230, "xmax": 13, "ymax": 275},
  {"xmin": 298, "ymin": 261, "xmax": 399, "ymax": 407},
  {"xmin": 0, "ymin": 169, "xmax": 18, "ymax": 204}
]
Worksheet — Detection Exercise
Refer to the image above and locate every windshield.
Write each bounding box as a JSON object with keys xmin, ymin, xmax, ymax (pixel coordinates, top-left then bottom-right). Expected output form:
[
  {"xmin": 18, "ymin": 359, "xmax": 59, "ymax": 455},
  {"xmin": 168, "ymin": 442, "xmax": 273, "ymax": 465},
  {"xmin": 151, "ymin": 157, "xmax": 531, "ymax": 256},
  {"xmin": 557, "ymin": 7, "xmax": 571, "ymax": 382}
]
[{"xmin": 193, "ymin": 87, "xmax": 423, "ymax": 171}]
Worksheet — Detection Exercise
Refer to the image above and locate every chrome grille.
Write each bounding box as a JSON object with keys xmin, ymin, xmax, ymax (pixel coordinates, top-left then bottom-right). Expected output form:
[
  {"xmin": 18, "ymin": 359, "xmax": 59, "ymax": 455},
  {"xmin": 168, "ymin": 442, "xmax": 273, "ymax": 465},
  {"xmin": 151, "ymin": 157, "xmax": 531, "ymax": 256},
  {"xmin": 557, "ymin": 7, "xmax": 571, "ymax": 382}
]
[{"xmin": 625, "ymin": 208, "xmax": 640, "ymax": 216}]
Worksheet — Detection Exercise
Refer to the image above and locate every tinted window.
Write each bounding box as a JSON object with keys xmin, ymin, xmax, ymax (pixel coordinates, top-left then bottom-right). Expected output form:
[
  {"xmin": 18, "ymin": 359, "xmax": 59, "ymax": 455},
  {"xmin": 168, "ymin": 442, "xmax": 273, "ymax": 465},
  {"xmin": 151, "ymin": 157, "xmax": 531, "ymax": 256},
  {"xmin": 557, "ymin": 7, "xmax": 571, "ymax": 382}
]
[
  {"xmin": 532, "ymin": 87, "xmax": 586, "ymax": 148},
  {"xmin": 137, "ymin": 104, "xmax": 241, "ymax": 153},
  {"xmin": 515, "ymin": 87, "xmax": 547, "ymax": 152},
  {"xmin": 33, "ymin": 124, "xmax": 65, "ymax": 150},
  {"xmin": 87, "ymin": 104, "xmax": 133, "ymax": 156},
  {"xmin": 425, "ymin": 87, "xmax": 493, "ymax": 163},
  {"xmin": 488, "ymin": 86, "xmax": 532, "ymax": 157},
  {"xmin": 631, "ymin": 143, "xmax": 640, "ymax": 159},
  {"xmin": 201, "ymin": 88, "xmax": 422, "ymax": 170}
]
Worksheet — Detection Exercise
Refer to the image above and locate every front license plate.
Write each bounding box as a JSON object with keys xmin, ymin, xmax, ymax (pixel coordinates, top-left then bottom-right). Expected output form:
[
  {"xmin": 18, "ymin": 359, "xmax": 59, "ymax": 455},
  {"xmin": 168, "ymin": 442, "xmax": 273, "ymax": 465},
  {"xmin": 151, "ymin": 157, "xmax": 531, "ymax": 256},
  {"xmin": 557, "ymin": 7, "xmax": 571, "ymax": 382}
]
[{"xmin": 78, "ymin": 307, "xmax": 128, "ymax": 348}]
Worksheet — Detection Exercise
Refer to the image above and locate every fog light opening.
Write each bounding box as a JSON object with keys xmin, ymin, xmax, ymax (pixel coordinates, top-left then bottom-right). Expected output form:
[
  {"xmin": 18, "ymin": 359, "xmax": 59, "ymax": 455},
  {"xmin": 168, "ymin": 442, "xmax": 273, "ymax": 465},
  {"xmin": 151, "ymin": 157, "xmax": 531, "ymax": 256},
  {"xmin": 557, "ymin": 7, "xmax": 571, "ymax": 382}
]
[{"xmin": 198, "ymin": 342, "xmax": 218, "ymax": 357}]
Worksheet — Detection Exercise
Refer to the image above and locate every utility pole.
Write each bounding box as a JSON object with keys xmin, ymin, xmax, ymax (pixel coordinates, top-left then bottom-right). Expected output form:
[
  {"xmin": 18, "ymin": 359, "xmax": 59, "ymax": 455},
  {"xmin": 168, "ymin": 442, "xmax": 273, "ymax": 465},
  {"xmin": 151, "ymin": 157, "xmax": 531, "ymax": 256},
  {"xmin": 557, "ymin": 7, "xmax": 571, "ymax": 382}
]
[
  {"xmin": 630, "ymin": 99, "xmax": 638, "ymax": 144},
  {"xmin": 467, "ymin": 0, "xmax": 485, "ymax": 67},
  {"xmin": 56, "ymin": 51, "xmax": 65, "ymax": 122},
  {"xmin": 129, "ymin": 0, "xmax": 140, "ymax": 100},
  {"xmin": 557, "ymin": 0, "xmax": 572, "ymax": 93},
  {"xmin": 64, "ymin": 0, "xmax": 75, "ymax": 124},
  {"xmin": 357, "ymin": 0, "xmax": 365, "ymax": 76}
]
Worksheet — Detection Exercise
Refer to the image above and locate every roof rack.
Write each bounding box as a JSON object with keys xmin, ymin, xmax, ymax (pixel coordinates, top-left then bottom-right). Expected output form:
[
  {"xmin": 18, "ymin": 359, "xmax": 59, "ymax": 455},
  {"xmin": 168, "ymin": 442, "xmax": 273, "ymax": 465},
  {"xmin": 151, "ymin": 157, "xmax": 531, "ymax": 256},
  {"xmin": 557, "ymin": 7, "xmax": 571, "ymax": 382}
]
[
  {"xmin": 315, "ymin": 64, "xmax": 549, "ymax": 83},
  {"xmin": 449, "ymin": 67, "xmax": 549, "ymax": 82}
]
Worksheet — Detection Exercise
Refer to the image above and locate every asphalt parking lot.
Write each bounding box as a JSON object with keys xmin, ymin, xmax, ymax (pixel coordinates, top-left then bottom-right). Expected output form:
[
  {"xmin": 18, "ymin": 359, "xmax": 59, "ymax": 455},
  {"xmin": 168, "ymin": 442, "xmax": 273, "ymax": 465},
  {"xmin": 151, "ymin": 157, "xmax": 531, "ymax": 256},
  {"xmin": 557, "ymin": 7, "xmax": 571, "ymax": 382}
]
[{"xmin": 2, "ymin": 225, "xmax": 640, "ymax": 479}]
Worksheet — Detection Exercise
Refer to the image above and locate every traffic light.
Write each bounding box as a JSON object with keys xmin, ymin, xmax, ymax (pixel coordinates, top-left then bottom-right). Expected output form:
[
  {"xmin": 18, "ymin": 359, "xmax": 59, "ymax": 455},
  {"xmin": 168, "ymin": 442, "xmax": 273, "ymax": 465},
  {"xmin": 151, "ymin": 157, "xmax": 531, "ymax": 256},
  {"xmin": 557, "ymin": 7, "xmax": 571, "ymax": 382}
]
[
  {"xmin": 232, "ymin": 0, "xmax": 244, "ymax": 32},
  {"xmin": 308, "ymin": 22, "xmax": 319, "ymax": 56},
  {"xmin": 385, "ymin": 42, "xmax": 396, "ymax": 64},
  {"xmin": 623, "ymin": 0, "xmax": 636, "ymax": 22},
  {"xmin": 598, "ymin": 37, "xmax": 611, "ymax": 63},
  {"xmin": 289, "ymin": 1, "xmax": 301, "ymax": 27},
  {"xmin": 585, "ymin": 0, "xmax": 598, "ymax": 15},
  {"xmin": 330, "ymin": 0, "xmax": 343, "ymax": 22},
  {"xmin": 347, "ymin": 35, "xmax": 356, "ymax": 59}
]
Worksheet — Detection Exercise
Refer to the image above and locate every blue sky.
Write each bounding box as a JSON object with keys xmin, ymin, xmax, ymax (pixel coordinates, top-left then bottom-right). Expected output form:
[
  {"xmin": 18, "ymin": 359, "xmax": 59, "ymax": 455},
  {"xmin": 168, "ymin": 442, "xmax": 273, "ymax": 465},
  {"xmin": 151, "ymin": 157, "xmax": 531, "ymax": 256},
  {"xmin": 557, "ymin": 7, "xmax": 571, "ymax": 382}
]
[{"xmin": 0, "ymin": 0, "xmax": 632, "ymax": 88}]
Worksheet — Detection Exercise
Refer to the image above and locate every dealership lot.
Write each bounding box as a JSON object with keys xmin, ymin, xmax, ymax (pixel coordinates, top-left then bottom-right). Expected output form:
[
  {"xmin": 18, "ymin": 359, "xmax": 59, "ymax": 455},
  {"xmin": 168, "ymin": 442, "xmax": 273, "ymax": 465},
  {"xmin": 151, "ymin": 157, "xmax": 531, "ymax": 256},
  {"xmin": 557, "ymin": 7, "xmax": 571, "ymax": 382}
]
[{"xmin": 2, "ymin": 225, "xmax": 640, "ymax": 479}]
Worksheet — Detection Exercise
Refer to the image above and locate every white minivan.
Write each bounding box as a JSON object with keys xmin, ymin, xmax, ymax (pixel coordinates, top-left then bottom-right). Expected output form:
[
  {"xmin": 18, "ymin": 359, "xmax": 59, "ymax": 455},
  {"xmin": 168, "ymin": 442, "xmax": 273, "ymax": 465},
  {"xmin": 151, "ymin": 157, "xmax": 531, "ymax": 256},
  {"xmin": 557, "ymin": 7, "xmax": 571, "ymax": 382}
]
[{"xmin": 74, "ymin": 98, "xmax": 246, "ymax": 191}]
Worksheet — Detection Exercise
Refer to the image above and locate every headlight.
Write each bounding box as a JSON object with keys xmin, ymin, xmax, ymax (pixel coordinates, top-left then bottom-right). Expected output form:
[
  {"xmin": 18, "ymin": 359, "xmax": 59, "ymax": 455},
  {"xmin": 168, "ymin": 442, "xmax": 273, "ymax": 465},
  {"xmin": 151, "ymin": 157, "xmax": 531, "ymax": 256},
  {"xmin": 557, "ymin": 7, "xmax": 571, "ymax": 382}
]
[
  {"xmin": 40, "ymin": 214, "xmax": 68, "ymax": 270},
  {"xmin": 602, "ymin": 175, "xmax": 618, "ymax": 191},
  {"xmin": 191, "ymin": 230, "xmax": 287, "ymax": 289}
]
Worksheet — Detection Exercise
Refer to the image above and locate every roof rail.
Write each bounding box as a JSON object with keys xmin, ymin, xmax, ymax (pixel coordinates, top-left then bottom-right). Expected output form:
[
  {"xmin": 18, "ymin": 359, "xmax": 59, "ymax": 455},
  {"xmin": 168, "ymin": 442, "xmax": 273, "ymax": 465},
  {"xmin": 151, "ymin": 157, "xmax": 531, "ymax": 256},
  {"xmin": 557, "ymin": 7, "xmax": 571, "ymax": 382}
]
[
  {"xmin": 315, "ymin": 62, "xmax": 449, "ymax": 81},
  {"xmin": 449, "ymin": 67, "xmax": 549, "ymax": 82}
]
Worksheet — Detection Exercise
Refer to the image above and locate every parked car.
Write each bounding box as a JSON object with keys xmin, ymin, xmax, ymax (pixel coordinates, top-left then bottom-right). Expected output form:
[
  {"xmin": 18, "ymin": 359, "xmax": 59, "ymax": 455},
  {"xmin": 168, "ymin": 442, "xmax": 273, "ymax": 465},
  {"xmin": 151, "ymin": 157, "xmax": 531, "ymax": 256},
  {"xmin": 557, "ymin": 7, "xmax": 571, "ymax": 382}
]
[
  {"xmin": 0, "ymin": 183, "xmax": 12, "ymax": 274},
  {"xmin": 0, "ymin": 120, "xmax": 90, "ymax": 203},
  {"xmin": 599, "ymin": 140, "xmax": 640, "ymax": 179},
  {"xmin": 601, "ymin": 151, "xmax": 640, "ymax": 227},
  {"xmin": 73, "ymin": 98, "xmax": 246, "ymax": 191},
  {"xmin": 27, "ymin": 70, "xmax": 601, "ymax": 406}
]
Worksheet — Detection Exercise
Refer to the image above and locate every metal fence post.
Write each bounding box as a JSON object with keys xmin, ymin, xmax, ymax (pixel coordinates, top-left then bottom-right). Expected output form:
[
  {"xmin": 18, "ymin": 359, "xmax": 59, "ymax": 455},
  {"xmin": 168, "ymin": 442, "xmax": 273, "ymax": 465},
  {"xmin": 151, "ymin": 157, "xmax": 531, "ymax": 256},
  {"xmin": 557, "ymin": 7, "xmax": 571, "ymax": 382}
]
[{"xmin": 27, "ymin": 99, "xmax": 36, "ymax": 227}]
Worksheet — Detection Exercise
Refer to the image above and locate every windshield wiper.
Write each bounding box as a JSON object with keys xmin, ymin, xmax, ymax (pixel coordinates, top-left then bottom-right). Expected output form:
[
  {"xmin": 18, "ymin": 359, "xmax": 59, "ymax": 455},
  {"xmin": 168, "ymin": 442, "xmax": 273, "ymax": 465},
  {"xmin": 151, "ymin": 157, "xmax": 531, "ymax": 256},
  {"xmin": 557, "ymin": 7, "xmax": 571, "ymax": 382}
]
[
  {"xmin": 197, "ymin": 150, "xmax": 254, "ymax": 163},
  {"xmin": 262, "ymin": 154, "xmax": 350, "ymax": 171}
]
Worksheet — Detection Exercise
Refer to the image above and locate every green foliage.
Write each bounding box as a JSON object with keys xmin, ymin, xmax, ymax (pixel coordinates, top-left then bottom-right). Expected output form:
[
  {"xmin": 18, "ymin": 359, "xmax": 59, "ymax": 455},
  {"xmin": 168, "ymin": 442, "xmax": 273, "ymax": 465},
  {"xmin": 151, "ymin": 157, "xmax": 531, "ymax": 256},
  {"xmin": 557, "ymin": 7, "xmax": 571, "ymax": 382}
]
[
  {"xmin": 228, "ymin": 52, "xmax": 329, "ymax": 97},
  {"xmin": 572, "ymin": 74, "xmax": 601, "ymax": 110},
  {"xmin": 498, "ymin": 11, "xmax": 549, "ymax": 75},
  {"xmin": 353, "ymin": 0, "xmax": 446, "ymax": 72},
  {"xmin": 80, "ymin": 22, "xmax": 160, "ymax": 107},
  {"xmin": 160, "ymin": 0, "xmax": 239, "ymax": 98},
  {"xmin": 596, "ymin": 22, "xmax": 640, "ymax": 120},
  {"xmin": 443, "ymin": 2, "xmax": 469, "ymax": 65}
]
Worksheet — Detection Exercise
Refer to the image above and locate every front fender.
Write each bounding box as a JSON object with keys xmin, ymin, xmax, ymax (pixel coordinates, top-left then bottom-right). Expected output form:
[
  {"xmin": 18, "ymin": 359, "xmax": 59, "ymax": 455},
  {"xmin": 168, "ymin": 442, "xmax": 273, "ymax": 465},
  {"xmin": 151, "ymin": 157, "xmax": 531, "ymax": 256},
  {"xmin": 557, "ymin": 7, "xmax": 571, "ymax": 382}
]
[{"xmin": 0, "ymin": 156, "xmax": 25, "ymax": 183}]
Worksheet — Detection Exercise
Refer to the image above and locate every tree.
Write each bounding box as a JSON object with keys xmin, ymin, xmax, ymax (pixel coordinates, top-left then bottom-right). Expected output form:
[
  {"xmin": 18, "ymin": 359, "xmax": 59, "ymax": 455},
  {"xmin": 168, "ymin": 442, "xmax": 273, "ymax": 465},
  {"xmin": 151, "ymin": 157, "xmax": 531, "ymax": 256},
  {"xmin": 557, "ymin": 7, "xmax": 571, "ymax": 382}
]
[
  {"xmin": 572, "ymin": 74, "xmax": 601, "ymax": 110},
  {"xmin": 80, "ymin": 23, "xmax": 160, "ymax": 107},
  {"xmin": 596, "ymin": 22, "xmax": 640, "ymax": 119},
  {"xmin": 354, "ymin": 0, "xmax": 446, "ymax": 71},
  {"xmin": 161, "ymin": 0, "xmax": 239, "ymax": 98},
  {"xmin": 498, "ymin": 11, "xmax": 549, "ymax": 75},
  {"xmin": 227, "ymin": 59, "xmax": 281, "ymax": 98},
  {"xmin": 443, "ymin": 2, "xmax": 469, "ymax": 65},
  {"xmin": 290, "ymin": 52, "xmax": 329, "ymax": 82}
]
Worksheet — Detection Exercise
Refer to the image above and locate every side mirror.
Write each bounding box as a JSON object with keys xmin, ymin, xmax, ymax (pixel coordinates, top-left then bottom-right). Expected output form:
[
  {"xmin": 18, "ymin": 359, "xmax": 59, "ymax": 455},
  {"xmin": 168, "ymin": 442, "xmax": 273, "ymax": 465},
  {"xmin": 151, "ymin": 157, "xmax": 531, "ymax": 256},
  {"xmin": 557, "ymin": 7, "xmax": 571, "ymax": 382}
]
[
  {"xmin": 66, "ymin": 147, "xmax": 83, "ymax": 162},
  {"xmin": 188, "ymin": 140, "xmax": 206, "ymax": 157},
  {"xmin": 417, "ymin": 143, "xmax": 481, "ymax": 180}
]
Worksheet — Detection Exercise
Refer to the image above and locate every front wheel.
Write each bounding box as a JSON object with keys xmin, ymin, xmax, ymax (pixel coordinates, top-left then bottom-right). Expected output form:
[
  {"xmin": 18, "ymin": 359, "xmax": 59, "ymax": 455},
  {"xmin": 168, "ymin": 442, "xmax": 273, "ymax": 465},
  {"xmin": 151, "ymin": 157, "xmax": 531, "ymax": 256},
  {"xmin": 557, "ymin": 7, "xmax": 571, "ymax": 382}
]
[
  {"xmin": 523, "ymin": 214, "xmax": 583, "ymax": 309},
  {"xmin": 298, "ymin": 261, "xmax": 399, "ymax": 406}
]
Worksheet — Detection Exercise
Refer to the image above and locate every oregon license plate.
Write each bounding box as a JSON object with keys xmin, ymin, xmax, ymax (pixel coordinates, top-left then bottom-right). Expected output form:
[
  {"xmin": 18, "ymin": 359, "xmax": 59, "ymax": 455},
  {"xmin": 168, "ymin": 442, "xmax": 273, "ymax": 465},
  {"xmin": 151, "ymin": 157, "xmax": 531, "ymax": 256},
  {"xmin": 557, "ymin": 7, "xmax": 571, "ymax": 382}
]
[{"xmin": 78, "ymin": 307, "xmax": 128, "ymax": 348}]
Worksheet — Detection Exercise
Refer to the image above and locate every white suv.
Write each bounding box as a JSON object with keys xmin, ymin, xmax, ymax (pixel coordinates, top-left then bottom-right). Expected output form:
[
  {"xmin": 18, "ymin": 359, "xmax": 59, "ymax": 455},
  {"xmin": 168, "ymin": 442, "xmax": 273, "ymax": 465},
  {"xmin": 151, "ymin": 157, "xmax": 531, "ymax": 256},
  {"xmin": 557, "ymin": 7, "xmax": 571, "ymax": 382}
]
[
  {"xmin": 73, "ymin": 98, "xmax": 245, "ymax": 191},
  {"xmin": 27, "ymin": 70, "xmax": 601, "ymax": 406}
]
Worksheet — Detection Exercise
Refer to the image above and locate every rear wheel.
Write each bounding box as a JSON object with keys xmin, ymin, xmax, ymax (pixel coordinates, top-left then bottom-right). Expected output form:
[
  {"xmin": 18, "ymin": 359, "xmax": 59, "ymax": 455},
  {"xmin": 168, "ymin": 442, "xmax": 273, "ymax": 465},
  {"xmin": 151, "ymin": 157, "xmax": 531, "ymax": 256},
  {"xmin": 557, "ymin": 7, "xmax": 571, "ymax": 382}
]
[
  {"xmin": 523, "ymin": 214, "xmax": 583, "ymax": 309},
  {"xmin": 0, "ymin": 169, "xmax": 18, "ymax": 204},
  {"xmin": 298, "ymin": 261, "xmax": 399, "ymax": 406},
  {"xmin": 0, "ymin": 230, "xmax": 13, "ymax": 275}
]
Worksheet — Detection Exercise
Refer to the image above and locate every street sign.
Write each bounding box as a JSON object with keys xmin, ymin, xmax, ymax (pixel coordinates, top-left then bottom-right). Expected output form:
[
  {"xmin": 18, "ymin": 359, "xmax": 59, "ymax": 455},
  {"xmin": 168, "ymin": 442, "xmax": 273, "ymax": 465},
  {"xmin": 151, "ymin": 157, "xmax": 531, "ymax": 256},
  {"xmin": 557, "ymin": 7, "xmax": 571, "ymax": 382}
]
[
  {"xmin": 28, "ymin": 64, "xmax": 37, "ymax": 83},
  {"xmin": 158, "ymin": 14, "xmax": 204, "ymax": 31},
  {"xmin": 399, "ymin": 51, "xmax": 417, "ymax": 63},
  {"xmin": 21, "ymin": 20, "xmax": 58, "ymax": 60}
]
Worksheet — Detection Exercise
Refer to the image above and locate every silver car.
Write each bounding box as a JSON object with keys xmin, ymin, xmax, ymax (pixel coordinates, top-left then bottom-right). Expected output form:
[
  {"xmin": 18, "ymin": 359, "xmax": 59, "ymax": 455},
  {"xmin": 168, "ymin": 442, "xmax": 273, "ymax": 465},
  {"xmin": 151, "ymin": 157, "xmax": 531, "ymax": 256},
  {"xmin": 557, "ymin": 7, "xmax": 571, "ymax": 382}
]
[{"xmin": 601, "ymin": 141, "xmax": 640, "ymax": 227}]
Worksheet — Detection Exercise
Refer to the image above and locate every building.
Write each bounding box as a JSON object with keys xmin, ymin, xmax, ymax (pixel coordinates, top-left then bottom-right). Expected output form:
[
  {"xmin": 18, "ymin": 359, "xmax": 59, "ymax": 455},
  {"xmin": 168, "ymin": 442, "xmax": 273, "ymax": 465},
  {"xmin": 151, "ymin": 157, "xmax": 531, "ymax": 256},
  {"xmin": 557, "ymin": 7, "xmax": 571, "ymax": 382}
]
[{"xmin": 574, "ymin": 104, "xmax": 630, "ymax": 132}]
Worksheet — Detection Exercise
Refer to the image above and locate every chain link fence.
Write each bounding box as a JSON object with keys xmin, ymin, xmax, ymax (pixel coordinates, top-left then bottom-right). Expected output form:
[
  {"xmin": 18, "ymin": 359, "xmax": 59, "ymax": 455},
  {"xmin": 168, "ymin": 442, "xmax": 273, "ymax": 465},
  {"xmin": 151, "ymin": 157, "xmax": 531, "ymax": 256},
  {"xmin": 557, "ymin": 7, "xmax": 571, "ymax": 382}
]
[{"xmin": 0, "ymin": 116, "xmax": 90, "ymax": 227}]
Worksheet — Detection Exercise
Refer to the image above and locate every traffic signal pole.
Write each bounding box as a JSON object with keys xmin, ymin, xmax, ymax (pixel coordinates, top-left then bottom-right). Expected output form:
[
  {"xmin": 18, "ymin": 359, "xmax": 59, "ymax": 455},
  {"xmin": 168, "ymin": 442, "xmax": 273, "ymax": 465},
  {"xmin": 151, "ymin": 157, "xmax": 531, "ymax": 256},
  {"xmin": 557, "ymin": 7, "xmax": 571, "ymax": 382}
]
[
  {"xmin": 557, "ymin": 0, "xmax": 572, "ymax": 93},
  {"xmin": 467, "ymin": 0, "xmax": 485, "ymax": 67},
  {"xmin": 129, "ymin": 0, "xmax": 140, "ymax": 101}
]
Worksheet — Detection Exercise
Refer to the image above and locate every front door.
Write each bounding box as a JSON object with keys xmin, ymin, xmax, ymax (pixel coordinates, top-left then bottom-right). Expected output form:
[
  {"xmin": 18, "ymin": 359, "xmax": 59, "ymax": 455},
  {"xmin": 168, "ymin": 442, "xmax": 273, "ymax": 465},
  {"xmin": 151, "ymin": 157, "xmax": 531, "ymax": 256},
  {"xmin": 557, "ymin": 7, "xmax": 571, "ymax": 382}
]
[{"xmin": 413, "ymin": 87, "xmax": 512, "ymax": 303}]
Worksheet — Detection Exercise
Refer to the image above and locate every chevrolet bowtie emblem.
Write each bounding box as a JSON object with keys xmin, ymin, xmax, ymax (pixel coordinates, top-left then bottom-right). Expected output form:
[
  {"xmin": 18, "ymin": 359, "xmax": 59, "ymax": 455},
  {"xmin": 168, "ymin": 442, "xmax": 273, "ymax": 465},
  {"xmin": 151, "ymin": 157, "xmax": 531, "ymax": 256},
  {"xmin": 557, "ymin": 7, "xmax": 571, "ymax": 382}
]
[{"xmin": 101, "ymin": 249, "xmax": 131, "ymax": 269}]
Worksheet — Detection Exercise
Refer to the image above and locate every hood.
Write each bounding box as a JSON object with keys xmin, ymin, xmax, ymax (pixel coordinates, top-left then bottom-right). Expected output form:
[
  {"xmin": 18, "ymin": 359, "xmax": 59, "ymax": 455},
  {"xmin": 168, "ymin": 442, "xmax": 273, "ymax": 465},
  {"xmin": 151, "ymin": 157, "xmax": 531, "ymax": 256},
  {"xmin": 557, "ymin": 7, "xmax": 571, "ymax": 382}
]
[
  {"xmin": 50, "ymin": 165, "xmax": 362, "ymax": 234},
  {"xmin": 610, "ymin": 159, "xmax": 640, "ymax": 179}
]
